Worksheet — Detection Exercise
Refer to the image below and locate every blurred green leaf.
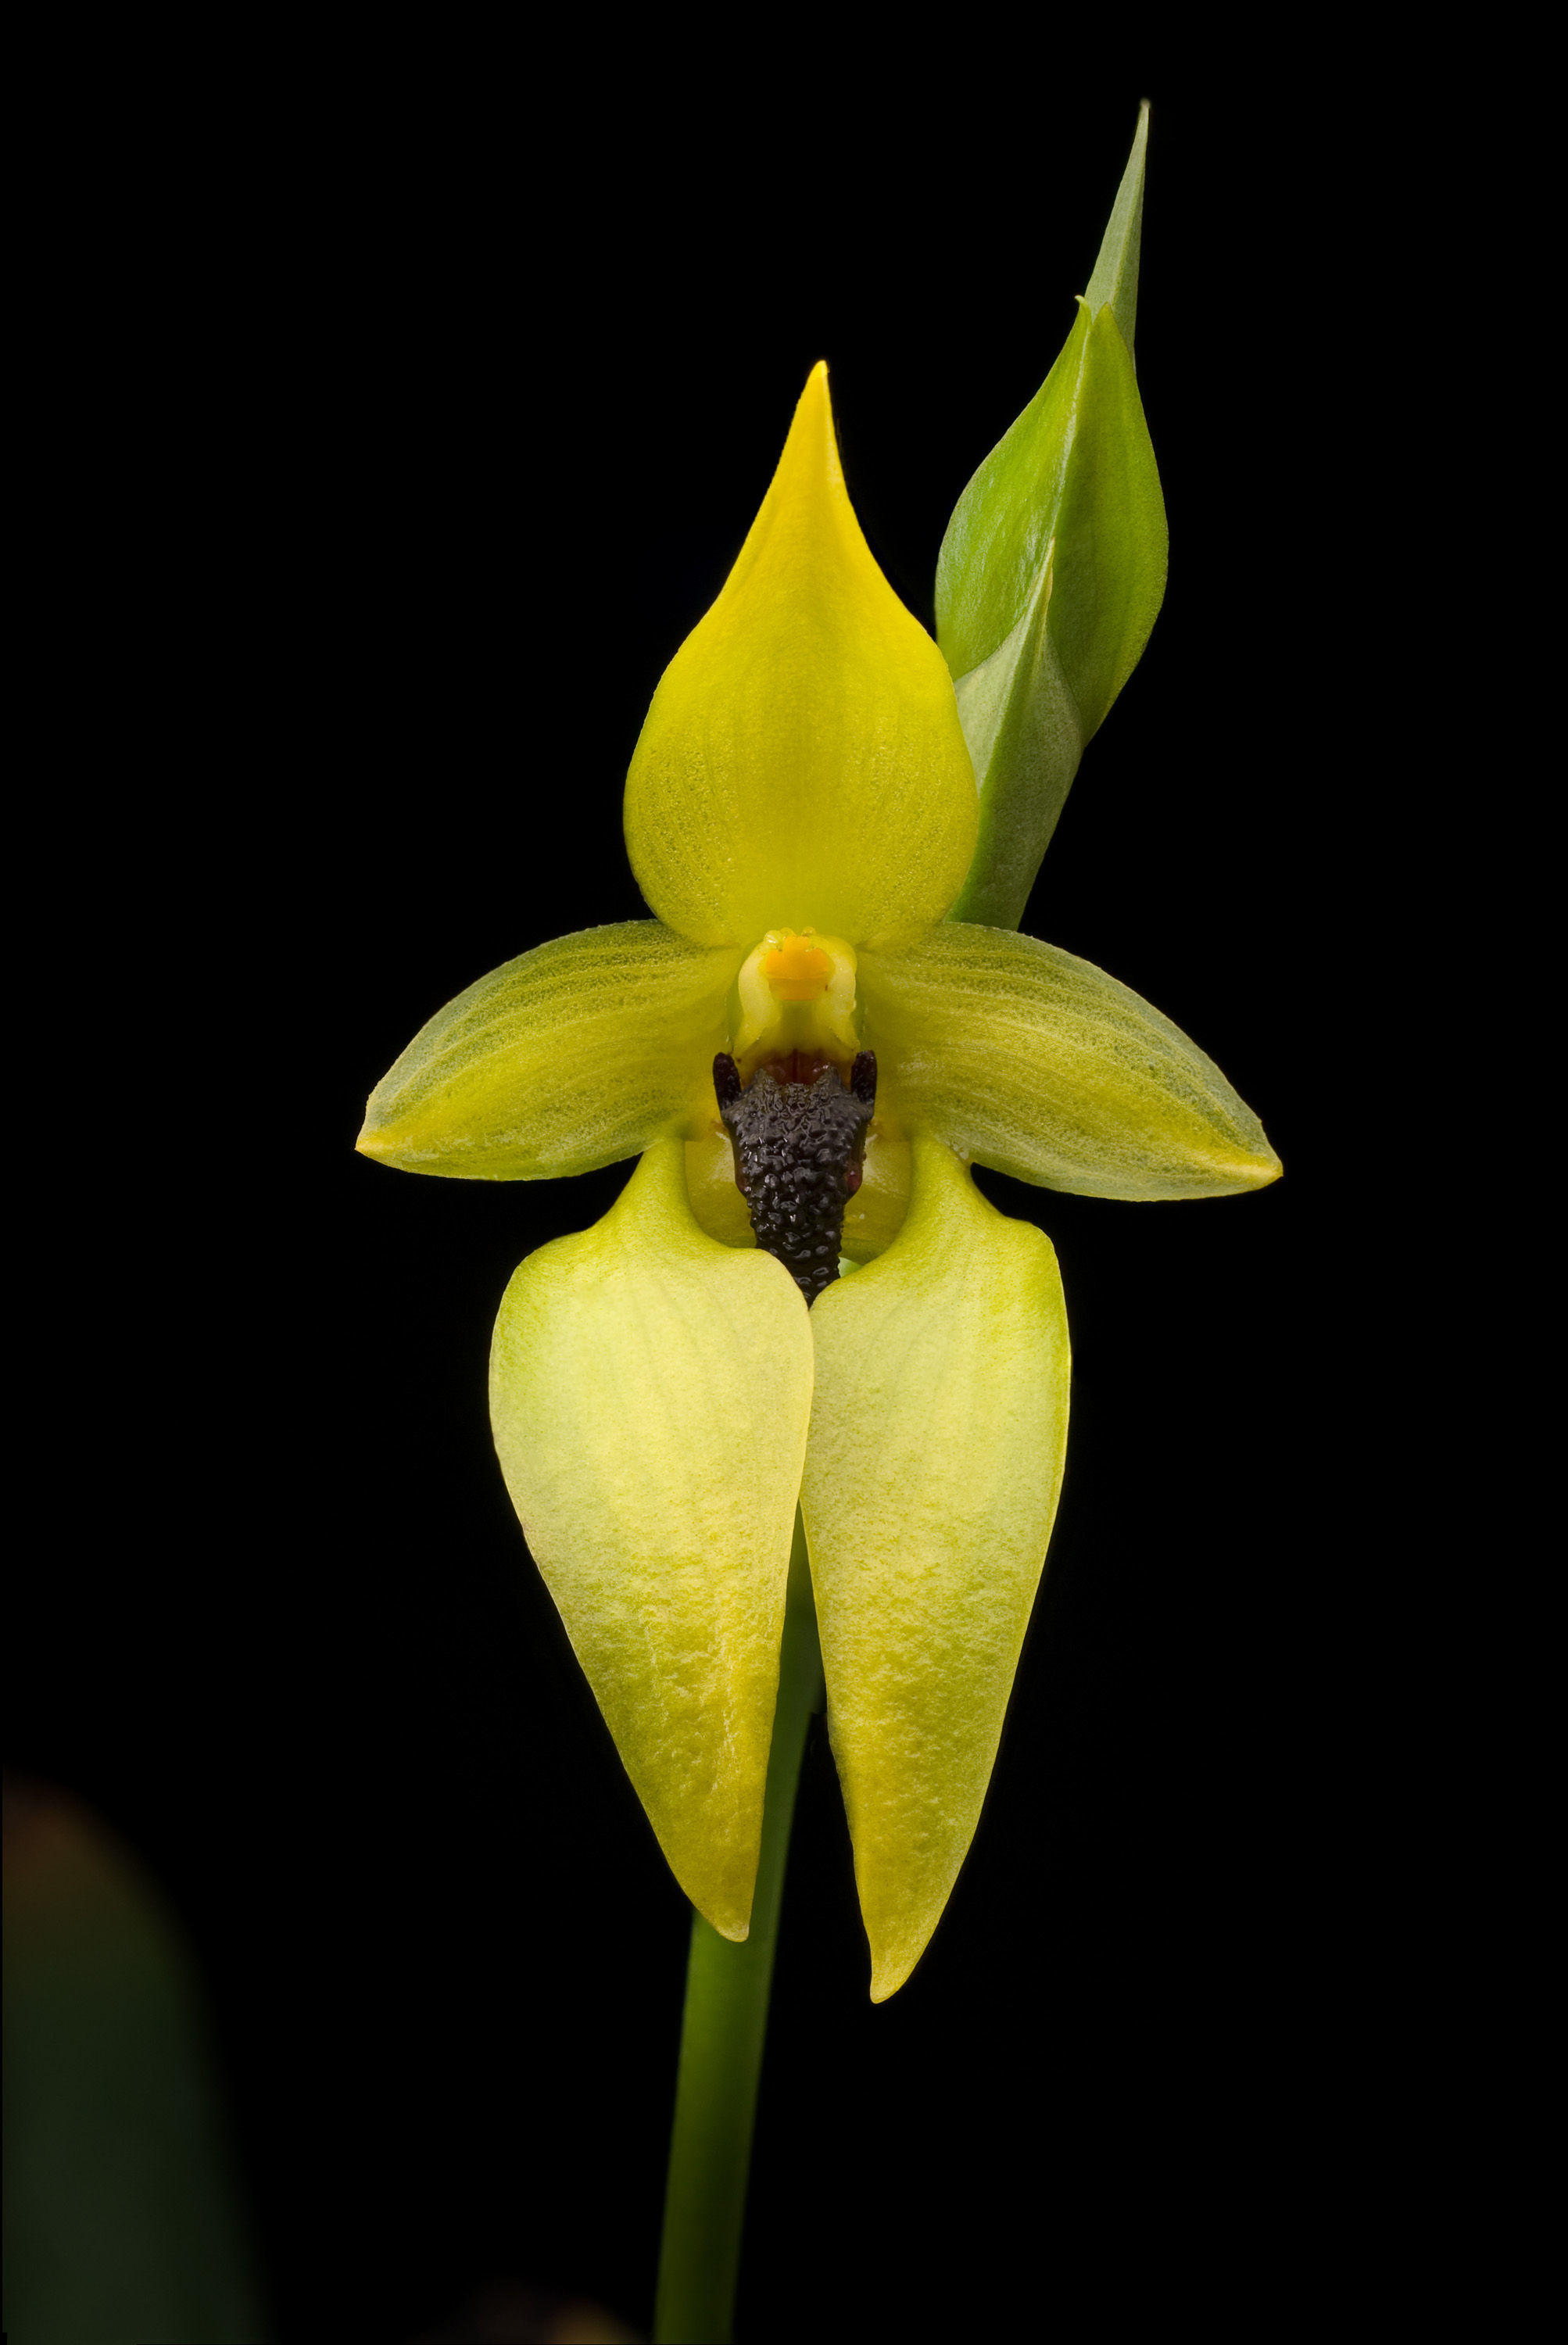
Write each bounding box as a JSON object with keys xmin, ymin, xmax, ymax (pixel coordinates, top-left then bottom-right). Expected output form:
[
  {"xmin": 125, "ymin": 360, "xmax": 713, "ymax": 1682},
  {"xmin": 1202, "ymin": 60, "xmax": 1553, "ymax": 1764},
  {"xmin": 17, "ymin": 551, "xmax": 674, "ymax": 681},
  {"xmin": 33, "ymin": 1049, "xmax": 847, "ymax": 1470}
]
[
  {"xmin": 938, "ymin": 103, "xmax": 1167, "ymax": 929},
  {"xmin": 2, "ymin": 1778, "xmax": 268, "ymax": 2345}
]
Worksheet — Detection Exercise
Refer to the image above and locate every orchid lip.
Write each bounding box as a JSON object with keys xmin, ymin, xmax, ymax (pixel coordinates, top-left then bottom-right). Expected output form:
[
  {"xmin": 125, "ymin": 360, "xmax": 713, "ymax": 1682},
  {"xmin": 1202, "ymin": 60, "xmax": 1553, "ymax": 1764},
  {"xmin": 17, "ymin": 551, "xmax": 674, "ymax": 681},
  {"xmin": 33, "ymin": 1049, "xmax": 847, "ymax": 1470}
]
[{"xmin": 714, "ymin": 1049, "xmax": 877, "ymax": 1305}]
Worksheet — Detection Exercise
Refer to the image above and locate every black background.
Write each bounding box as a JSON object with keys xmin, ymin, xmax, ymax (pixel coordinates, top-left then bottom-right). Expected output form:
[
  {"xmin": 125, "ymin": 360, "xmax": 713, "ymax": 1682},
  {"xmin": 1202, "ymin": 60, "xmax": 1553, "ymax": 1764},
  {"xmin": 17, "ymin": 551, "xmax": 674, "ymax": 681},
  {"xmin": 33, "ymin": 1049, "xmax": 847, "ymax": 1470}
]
[{"xmin": 18, "ymin": 45, "xmax": 1388, "ymax": 2342}]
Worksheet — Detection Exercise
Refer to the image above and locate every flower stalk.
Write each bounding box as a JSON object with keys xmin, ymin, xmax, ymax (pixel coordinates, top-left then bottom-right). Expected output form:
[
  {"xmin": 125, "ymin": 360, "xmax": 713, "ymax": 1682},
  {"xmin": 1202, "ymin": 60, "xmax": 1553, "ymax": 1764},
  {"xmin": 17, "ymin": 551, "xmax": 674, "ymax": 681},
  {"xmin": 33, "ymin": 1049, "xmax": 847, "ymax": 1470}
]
[{"xmin": 653, "ymin": 1511, "xmax": 823, "ymax": 2345}]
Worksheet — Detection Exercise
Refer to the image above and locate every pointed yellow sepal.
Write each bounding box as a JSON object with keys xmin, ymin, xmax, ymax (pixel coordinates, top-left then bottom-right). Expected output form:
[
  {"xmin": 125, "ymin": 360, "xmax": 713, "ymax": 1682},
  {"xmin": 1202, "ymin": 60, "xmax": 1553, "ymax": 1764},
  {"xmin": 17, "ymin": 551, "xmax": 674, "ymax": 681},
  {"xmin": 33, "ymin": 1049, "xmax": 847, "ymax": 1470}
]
[
  {"xmin": 624, "ymin": 363, "xmax": 979, "ymax": 951},
  {"xmin": 801, "ymin": 1137, "xmax": 1070, "ymax": 1999},
  {"xmin": 489, "ymin": 1142, "xmax": 813, "ymax": 1939}
]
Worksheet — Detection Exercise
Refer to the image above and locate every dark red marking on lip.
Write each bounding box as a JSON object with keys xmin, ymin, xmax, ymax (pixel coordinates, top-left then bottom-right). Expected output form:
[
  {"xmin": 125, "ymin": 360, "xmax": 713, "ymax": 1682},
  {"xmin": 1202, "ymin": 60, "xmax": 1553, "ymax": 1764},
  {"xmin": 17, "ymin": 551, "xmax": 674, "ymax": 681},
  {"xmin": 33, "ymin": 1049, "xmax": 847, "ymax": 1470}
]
[{"xmin": 713, "ymin": 1051, "xmax": 878, "ymax": 1306}]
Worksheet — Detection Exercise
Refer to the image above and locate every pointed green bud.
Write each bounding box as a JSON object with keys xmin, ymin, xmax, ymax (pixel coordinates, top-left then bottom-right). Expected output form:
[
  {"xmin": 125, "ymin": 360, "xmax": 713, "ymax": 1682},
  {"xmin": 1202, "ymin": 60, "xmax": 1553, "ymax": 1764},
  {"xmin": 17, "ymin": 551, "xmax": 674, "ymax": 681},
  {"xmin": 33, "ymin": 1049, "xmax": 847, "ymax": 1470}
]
[
  {"xmin": 1083, "ymin": 95, "xmax": 1147, "ymax": 355},
  {"xmin": 945, "ymin": 542, "xmax": 1083, "ymax": 931},
  {"xmin": 938, "ymin": 102, "xmax": 1167, "ymax": 929}
]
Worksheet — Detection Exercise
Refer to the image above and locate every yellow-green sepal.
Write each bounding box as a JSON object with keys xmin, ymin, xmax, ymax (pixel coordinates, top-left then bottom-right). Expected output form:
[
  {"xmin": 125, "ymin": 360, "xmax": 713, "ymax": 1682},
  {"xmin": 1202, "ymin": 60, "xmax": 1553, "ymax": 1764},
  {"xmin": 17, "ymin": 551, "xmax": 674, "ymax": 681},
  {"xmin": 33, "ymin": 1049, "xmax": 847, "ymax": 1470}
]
[
  {"xmin": 800, "ymin": 1136, "xmax": 1070, "ymax": 2000},
  {"xmin": 861, "ymin": 925, "xmax": 1282, "ymax": 1199},
  {"xmin": 489, "ymin": 1140, "xmax": 812, "ymax": 1939},
  {"xmin": 623, "ymin": 363, "xmax": 978, "ymax": 951},
  {"xmin": 357, "ymin": 922, "xmax": 740, "ymax": 1180}
]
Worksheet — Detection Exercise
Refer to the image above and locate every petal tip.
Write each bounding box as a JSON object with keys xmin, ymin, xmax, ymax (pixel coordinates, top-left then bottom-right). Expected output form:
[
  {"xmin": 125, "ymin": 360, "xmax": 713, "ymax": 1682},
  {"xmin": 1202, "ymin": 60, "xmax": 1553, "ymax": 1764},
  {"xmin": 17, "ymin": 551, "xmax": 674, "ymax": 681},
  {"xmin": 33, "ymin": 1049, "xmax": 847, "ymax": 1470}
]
[
  {"xmin": 355, "ymin": 1113, "xmax": 434, "ymax": 1169},
  {"xmin": 356, "ymin": 1108, "xmax": 417, "ymax": 1165},
  {"xmin": 868, "ymin": 1948, "xmax": 918, "ymax": 2003},
  {"xmin": 780, "ymin": 357, "xmax": 840, "ymax": 489}
]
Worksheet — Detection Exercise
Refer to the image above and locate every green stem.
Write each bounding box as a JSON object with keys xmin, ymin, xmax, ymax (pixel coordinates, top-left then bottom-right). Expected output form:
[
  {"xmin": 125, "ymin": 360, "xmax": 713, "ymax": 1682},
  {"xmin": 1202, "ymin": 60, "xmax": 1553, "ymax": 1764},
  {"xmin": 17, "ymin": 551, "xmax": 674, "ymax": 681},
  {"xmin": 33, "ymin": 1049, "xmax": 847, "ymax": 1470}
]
[{"xmin": 653, "ymin": 1509, "xmax": 823, "ymax": 2345}]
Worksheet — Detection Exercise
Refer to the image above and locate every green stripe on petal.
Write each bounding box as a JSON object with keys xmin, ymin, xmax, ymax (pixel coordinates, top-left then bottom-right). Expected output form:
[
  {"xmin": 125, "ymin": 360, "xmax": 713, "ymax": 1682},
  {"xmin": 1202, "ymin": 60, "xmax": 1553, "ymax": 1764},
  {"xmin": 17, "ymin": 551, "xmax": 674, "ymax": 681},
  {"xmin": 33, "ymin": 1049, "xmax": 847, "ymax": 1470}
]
[
  {"xmin": 800, "ymin": 1137, "xmax": 1070, "ymax": 2001},
  {"xmin": 357, "ymin": 922, "xmax": 739, "ymax": 1180},
  {"xmin": 861, "ymin": 924, "xmax": 1281, "ymax": 1200},
  {"xmin": 489, "ymin": 1140, "xmax": 812, "ymax": 1939},
  {"xmin": 623, "ymin": 363, "xmax": 979, "ymax": 951}
]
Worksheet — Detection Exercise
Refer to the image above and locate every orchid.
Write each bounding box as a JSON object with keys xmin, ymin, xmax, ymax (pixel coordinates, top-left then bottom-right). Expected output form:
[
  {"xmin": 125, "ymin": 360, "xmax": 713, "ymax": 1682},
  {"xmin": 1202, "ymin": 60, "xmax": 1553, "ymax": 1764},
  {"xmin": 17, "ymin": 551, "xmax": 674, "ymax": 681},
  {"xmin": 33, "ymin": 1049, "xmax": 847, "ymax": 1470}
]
[
  {"xmin": 357, "ymin": 109, "xmax": 1280, "ymax": 2337},
  {"xmin": 357, "ymin": 381, "xmax": 1277, "ymax": 2004}
]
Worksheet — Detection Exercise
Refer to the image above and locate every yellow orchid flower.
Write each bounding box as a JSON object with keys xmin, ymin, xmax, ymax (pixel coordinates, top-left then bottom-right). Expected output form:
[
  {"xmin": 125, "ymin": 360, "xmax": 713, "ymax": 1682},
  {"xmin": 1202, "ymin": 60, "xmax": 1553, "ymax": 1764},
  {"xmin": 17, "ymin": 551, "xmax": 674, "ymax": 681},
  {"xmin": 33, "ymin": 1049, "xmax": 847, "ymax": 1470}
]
[{"xmin": 356, "ymin": 361, "xmax": 1279, "ymax": 2004}]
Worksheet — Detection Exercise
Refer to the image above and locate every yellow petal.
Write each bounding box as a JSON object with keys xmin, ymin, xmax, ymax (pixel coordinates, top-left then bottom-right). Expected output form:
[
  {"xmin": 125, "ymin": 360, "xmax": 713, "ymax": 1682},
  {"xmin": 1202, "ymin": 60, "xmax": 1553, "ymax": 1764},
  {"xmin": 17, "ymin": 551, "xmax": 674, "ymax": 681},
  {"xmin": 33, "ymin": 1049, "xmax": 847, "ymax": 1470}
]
[
  {"xmin": 489, "ymin": 1140, "xmax": 812, "ymax": 1938},
  {"xmin": 623, "ymin": 363, "xmax": 979, "ymax": 951},
  {"xmin": 357, "ymin": 922, "xmax": 740, "ymax": 1180},
  {"xmin": 861, "ymin": 923, "xmax": 1281, "ymax": 1198},
  {"xmin": 800, "ymin": 1137, "xmax": 1070, "ymax": 1999}
]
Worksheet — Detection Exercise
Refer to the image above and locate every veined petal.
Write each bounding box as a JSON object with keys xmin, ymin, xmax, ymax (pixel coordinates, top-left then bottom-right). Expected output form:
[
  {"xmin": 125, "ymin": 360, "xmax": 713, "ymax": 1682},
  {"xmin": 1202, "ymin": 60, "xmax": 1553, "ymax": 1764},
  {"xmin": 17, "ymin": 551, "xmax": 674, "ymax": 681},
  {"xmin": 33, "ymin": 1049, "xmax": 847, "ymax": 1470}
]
[
  {"xmin": 489, "ymin": 1141, "xmax": 811, "ymax": 1939},
  {"xmin": 357, "ymin": 922, "xmax": 739, "ymax": 1180},
  {"xmin": 801, "ymin": 1137, "xmax": 1070, "ymax": 2000},
  {"xmin": 861, "ymin": 925, "xmax": 1281, "ymax": 1200},
  {"xmin": 623, "ymin": 363, "xmax": 979, "ymax": 951}
]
